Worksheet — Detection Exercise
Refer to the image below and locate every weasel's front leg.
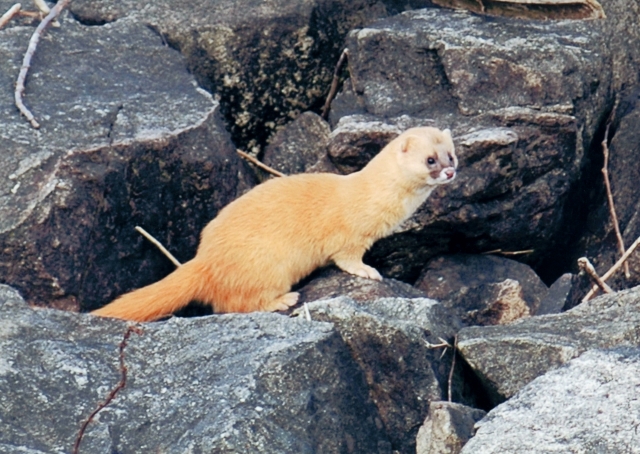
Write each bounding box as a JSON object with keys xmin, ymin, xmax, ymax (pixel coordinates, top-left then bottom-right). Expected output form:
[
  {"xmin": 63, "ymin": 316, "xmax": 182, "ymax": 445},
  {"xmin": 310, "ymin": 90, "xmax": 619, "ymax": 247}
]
[{"xmin": 332, "ymin": 250, "xmax": 383, "ymax": 281}]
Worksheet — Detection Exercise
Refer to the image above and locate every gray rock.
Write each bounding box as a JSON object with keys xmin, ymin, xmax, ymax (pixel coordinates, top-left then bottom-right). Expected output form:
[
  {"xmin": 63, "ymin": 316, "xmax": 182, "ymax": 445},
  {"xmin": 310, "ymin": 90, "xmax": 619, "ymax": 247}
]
[
  {"xmin": 460, "ymin": 348, "xmax": 640, "ymax": 454},
  {"xmin": 297, "ymin": 267, "xmax": 429, "ymax": 304},
  {"xmin": 0, "ymin": 285, "xmax": 391, "ymax": 453},
  {"xmin": 262, "ymin": 111, "xmax": 334, "ymax": 175},
  {"xmin": 0, "ymin": 16, "xmax": 255, "ymax": 311},
  {"xmin": 415, "ymin": 254, "xmax": 548, "ymax": 324},
  {"xmin": 331, "ymin": 3, "xmax": 640, "ymax": 281},
  {"xmin": 67, "ymin": 0, "xmax": 430, "ymax": 151},
  {"xmin": 416, "ymin": 401, "xmax": 486, "ymax": 454},
  {"xmin": 457, "ymin": 285, "xmax": 640, "ymax": 405},
  {"xmin": 537, "ymin": 272, "xmax": 573, "ymax": 315},
  {"xmin": 295, "ymin": 296, "xmax": 461, "ymax": 453}
]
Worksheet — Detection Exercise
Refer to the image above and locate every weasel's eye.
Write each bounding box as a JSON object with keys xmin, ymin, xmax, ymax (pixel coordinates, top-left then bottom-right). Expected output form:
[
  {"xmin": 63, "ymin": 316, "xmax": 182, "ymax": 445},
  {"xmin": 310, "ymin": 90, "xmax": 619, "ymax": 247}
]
[
  {"xmin": 427, "ymin": 157, "xmax": 436, "ymax": 165},
  {"xmin": 449, "ymin": 154, "xmax": 454, "ymax": 163}
]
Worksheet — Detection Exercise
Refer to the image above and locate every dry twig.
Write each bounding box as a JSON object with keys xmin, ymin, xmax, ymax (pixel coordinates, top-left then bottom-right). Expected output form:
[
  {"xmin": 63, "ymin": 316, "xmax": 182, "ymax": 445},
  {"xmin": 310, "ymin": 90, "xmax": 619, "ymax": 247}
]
[
  {"xmin": 73, "ymin": 325, "xmax": 143, "ymax": 454},
  {"xmin": 448, "ymin": 335, "xmax": 458, "ymax": 403},
  {"xmin": 303, "ymin": 303, "xmax": 312, "ymax": 321},
  {"xmin": 482, "ymin": 248, "xmax": 534, "ymax": 256},
  {"xmin": 236, "ymin": 149, "xmax": 286, "ymax": 178},
  {"xmin": 577, "ymin": 257, "xmax": 613, "ymax": 294},
  {"xmin": 583, "ymin": 235, "xmax": 640, "ymax": 302},
  {"xmin": 321, "ymin": 48, "xmax": 349, "ymax": 120},
  {"xmin": 15, "ymin": 0, "xmax": 69, "ymax": 129},
  {"xmin": 601, "ymin": 102, "xmax": 629, "ymax": 279},
  {"xmin": 135, "ymin": 226, "xmax": 182, "ymax": 268},
  {"xmin": 0, "ymin": 3, "xmax": 21, "ymax": 29}
]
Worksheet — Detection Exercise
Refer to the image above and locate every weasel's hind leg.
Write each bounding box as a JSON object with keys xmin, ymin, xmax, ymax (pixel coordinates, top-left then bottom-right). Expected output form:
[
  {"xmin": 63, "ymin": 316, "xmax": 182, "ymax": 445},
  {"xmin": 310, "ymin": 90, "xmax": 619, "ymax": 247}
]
[{"xmin": 264, "ymin": 292, "xmax": 300, "ymax": 312}]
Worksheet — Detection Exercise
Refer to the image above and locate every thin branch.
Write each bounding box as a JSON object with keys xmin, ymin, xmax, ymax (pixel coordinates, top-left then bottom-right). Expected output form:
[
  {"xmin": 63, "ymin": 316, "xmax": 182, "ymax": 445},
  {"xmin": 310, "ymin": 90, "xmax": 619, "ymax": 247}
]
[
  {"xmin": 303, "ymin": 303, "xmax": 312, "ymax": 321},
  {"xmin": 583, "ymin": 234, "xmax": 640, "ymax": 302},
  {"xmin": 425, "ymin": 337, "xmax": 451, "ymax": 350},
  {"xmin": 577, "ymin": 257, "xmax": 613, "ymax": 294},
  {"xmin": 73, "ymin": 326, "xmax": 143, "ymax": 454},
  {"xmin": 0, "ymin": 3, "xmax": 21, "ymax": 29},
  {"xmin": 135, "ymin": 226, "xmax": 182, "ymax": 268},
  {"xmin": 482, "ymin": 248, "xmax": 534, "ymax": 256},
  {"xmin": 448, "ymin": 335, "xmax": 458, "ymax": 403},
  {"xmin": 14, "ymin": 0, "xmax": 69, "ymax": 129},
  {"xmin": 236, "ymin": 149, "xmax": 286, "ymax": 178},
  {"xmin": 321, "ymin": 48, "xmax": 349, "ymax": 120},
  {"xmin": 601, "ymin": 102, "xmax": 629, "ymax": 279}
]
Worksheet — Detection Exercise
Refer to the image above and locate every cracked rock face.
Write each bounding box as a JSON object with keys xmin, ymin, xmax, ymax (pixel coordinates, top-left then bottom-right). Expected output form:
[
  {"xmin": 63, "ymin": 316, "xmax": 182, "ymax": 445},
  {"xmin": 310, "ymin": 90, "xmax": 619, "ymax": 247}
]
[
  {"xmin": 457, "ymin": 285, "xmax": 640, "ymax": 405},
  {"xmin": 327, "ymin": 3, "xmax": 640, "ymax": 282},
  {"xmin": 460, "ymin": 348, "xmax": 640, "ymax": 454},
  {"xmin": 0, "ymin": 285, "xmax": 391, "ymax": 453},
  {"xmin": 298, "ymin": 296, "xmax": 462, "ymax": 453},
  {"xmin": 0, "ymin": 15, "xmax": 255, "ymax": 311},
  {"xmin": 67, "ymin": 0, "xmax": 433, "ymax": 151}
]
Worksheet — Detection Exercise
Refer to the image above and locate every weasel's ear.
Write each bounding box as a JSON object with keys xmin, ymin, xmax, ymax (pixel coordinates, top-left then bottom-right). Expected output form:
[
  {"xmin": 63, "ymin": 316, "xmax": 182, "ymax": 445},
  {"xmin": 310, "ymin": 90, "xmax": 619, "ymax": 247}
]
[
  {"xmin": 401, "ymin": 136, "xmax": 414, "ymax": 153},
  {"xmin": 443, "ymin": 128, "xmax": 452, "ymax": 138}
]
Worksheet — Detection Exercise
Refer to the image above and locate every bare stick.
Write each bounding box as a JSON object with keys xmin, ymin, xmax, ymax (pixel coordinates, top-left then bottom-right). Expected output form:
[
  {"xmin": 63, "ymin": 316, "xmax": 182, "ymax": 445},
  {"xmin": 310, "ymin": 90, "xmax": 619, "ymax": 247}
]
[
  {"xmin": 303, "ymin": 303, "xmax": 312, "ymax": 321},
  {"xmin": 577, "ymin": 257, "xmax": 613, "ymax": 294},
  {"xmin": 236, "ymin": 149, "xmax": 286, "ymax": 178},
  {"xmin": 73, "ymin": 326, "xmax": 143, "ymax": 454},
  {"xmin": 482, "ymin": 248, "xmax": 534, "ymax": 256},
  {"xmin": 583, "ymin": 235, "xmax": 640, "ymax": 302},
  {"xmin": 0, "ymin": 3, "xmax": 21, "ymax": 29},
  {"xmin": 448, "ymin": 335, "xmax": 458, "ymax": 403},
  {"xmin": 425, "ymin": 337, "xmax": 451, "ymax": 350},
  {"xmin": 601, "ymin": 109, "xmax": 629, "ymax": 279},
  {"xmin": 14, "ymin": 0, "xmax": 69, "ymax": 129},
  {"xmin": 321, "ymin": 49, "xmax": 349, "ymax": 120},
  {"xmin": 135, "ymin": 226, "xmax": 182, "ymax": 268}
]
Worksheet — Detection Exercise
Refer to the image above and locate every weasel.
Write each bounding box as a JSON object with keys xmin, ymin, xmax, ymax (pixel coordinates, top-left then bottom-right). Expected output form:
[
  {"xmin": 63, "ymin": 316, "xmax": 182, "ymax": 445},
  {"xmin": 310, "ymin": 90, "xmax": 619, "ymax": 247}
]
[{"xmin": 92, "ymin": 126, "xmax": 458, "ymax": 322}]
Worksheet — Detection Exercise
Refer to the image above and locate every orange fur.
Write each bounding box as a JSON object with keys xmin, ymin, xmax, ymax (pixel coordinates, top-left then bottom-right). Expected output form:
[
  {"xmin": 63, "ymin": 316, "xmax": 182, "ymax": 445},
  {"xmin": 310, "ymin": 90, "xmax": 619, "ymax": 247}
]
[{"xmin": 92, "ymin": 127, "xmax": 457, "ymax": 322}]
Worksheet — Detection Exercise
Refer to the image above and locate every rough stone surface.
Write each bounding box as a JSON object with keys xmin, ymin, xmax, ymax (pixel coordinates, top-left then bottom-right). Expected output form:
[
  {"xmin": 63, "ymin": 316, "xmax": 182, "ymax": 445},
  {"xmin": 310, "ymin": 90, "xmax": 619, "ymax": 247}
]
[
  {"xmin": 457, "ymin": 285, "xmax": 640, "ymax": 405},
  {"xmin": 537, "ymin": 272, "xmax": 573, "ymax": 315},
  {"xmin": 330, "ymin": 3, "xmax": 640, "ymax": 282},
  {"xmin": 296, "ymin": 296, "xmax": 461, "ymax": 453},
  {"xmin": 0, "ymin": 285, "xmax": 391, "ymax": 453},
  {"xmin": 416, "ymin": 401, "xmax": 486, "ymax": 454},
  {"xmin": 296, "ymin": 267, "xmax": 429, "ymax": 304},
  {"xmin": 415, "ymin": 254, "xmax": 548, "ymax": 324},
  {"xmin": 67, "ymin": 0, "xmax": 433, "ymax": 151},
  {"xmin": 0, "ymin": 15, "xmax": 255, "ymax": 311},
  {"xmin": 262, "ymin": 111, "xmax": 334, "ymax": 175},
  {"xmin": 461, "ymin": 348, "xmax": 640, "ymax": 454}
]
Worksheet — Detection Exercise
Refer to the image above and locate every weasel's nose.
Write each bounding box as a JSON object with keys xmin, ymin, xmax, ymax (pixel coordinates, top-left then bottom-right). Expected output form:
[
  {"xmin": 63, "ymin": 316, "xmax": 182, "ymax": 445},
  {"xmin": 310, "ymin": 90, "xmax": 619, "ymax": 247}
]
[{"xmin": 444, "ymin": 168, "xmax": 455, "ymax": 179}]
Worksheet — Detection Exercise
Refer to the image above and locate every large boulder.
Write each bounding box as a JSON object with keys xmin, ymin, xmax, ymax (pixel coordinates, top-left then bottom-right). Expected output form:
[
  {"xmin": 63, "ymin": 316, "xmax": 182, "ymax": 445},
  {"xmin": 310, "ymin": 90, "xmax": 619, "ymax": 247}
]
[
  {"xmin": 0, "ymin": 15, "xmax": 255, "ymax": 311},
  {"xmin": 0, "ymin": 285, "xmax": 391, "ymax": 453},
  {"xmin": 68, "ymin": 0, "xmax": 434, "ymax": 151},
  {"xmin": 297, "ymin": 295, "xmax": 465, "ymax": 453},
  {"xmin": 457, "ymin": 285, "xmax": 640, "ymax": 405},
  {"xmin": 327, "ymin": 2, "xmax": 640, "ymax": 282},
  {"xmin": 461, "ymin": 348, "xmax": 640, "ymax": 454},
  {"xmin": 415, "ymin": 254, "xmax": 549, "ymax": 325}
]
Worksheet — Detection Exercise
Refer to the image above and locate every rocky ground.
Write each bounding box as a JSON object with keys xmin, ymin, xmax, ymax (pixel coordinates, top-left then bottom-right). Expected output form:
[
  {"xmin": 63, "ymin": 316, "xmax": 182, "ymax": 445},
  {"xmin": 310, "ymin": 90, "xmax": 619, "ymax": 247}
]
[{"xmin": 1, "ymin": 0, "xmax": 640, "ymax": 452}]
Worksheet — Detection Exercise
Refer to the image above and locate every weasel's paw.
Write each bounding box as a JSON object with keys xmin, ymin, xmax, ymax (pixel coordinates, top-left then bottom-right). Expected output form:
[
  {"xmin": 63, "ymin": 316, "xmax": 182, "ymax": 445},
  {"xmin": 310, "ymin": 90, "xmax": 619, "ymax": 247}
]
[
  {"xmin": 265, "ymin": 292, "xmax": 300, "ymax": 312},
  {"xmin": 348, "ymin": 264, "xmax": 383, "ymax": 281}
]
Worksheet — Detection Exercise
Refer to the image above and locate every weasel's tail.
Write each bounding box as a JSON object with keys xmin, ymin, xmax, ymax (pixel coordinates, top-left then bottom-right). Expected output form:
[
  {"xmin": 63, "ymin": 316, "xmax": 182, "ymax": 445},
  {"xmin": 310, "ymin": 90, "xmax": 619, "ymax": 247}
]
[{"xmin": 91, "ymin": 260, "xmax": 207, "ymax": 322}]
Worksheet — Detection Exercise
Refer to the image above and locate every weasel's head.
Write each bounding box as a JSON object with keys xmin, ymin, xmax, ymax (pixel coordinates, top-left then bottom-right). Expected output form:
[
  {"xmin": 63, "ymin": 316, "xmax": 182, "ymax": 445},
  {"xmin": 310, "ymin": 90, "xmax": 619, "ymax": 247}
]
[{"xmin": 397, "ymin": 127, "xmax": 457, "ymax": 187}]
